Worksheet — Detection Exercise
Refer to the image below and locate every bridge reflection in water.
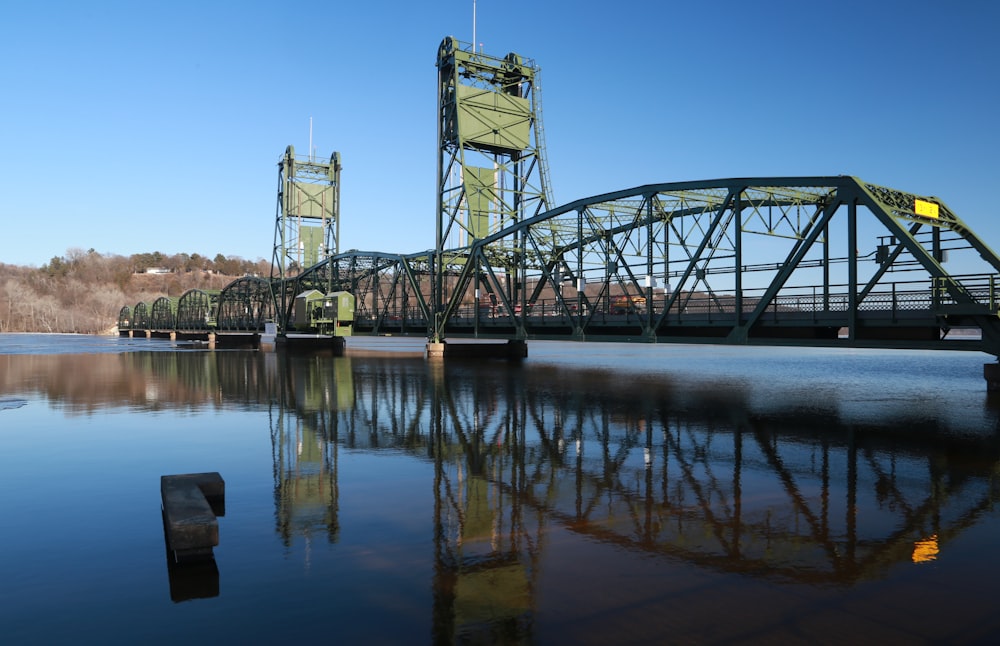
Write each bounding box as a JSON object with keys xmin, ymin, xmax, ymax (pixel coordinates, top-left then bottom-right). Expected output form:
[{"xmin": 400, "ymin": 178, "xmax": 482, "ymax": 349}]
[
  {"xmin": 5, "ymin": 344, "xmax": 995, "ymax": 639},
  {"xmin": 256, "ymin": 347, "xmax": 999, "ymax": 642}
]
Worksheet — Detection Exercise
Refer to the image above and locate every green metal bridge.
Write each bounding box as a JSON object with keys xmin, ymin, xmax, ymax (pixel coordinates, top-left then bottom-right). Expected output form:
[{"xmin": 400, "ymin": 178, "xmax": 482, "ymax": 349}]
[
  {"xmin": 288, "ymin": 175, "xmax": 1000, "ymax": 357},
  {"xmin": 119, "ymin": 276, "xmax": 273, "ymax": 339},
  {"xmin": 119, "ymin": 37, "xmax": 1000, "ymax": 364}
]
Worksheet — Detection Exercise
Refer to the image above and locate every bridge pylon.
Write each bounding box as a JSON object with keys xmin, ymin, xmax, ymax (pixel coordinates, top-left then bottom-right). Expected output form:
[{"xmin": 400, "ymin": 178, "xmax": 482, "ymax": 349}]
[
  {"xmin": 433, "ymin": 37, "xmax": 551, "ymax": 343},
  {"xmin": 271, "ymin": 145, "xmax": 343, "ymax": 333}
]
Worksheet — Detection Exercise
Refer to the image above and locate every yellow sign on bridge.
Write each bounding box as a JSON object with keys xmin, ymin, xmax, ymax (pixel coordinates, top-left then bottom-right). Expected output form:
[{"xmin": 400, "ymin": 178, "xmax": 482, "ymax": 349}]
[{"xmin": 914, "ymin": 198, "xmax": 940, "ymax": 219}]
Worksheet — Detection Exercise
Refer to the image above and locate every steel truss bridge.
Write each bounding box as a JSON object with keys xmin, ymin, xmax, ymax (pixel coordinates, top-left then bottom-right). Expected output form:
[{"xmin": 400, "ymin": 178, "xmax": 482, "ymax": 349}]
[
  {"xmin": 283, "ymin": 175, "xmax": 1000, "ymax": 357},
  {"xmin": 117, "ymin": 36, "xmax": 1000, "ymax": 361},
  {"xmin": 120, "ymin": 275, "xmax": 275, "ymax": 340}
]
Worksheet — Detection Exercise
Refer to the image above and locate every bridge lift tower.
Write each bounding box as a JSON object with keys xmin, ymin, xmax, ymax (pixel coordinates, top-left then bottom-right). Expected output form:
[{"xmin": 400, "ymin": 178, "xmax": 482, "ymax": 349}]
[
  {"xmin": 271, "ymin": 145, "xmax": 343, "ymax": 332},
  {"xmin": 433, "ymin": 37, "xmax": 552, "ymax": 342}
]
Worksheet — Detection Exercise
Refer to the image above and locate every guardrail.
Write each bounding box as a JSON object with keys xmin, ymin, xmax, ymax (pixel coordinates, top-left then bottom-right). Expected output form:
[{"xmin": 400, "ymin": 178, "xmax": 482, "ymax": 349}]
[{"xmin": 428, "ymin": 274, "xmax": 998, "ymax": 324}]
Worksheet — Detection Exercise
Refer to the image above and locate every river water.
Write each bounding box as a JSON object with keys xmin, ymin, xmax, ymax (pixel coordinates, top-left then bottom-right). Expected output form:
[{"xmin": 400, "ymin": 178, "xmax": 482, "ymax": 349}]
[{"xmin": 1, "ymin": 333, "xmax": 998, "ymax": 644}]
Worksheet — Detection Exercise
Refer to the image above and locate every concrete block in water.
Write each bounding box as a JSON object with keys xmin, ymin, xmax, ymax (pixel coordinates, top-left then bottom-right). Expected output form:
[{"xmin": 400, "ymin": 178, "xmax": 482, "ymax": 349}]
[{"xmin": 161, "ymin": 472, "xmax": 225, "ymax": 563}]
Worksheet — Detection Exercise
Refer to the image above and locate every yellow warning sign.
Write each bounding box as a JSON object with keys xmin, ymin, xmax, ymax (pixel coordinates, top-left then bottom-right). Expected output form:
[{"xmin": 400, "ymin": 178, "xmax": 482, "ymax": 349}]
[{"xmin": 914, "ymin": 199, "xmax": 939, "ymax": 219}]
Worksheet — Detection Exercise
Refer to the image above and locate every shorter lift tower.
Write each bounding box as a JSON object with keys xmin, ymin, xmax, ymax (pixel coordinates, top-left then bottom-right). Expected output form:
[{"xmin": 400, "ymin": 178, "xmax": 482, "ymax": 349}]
[
  {"xmin": 271, "ymin": 145, "xmax": 342, "ymax": 332},
  {"xmin": 434, "ymin": 37, "xmax": 551, "ymax": 341}
]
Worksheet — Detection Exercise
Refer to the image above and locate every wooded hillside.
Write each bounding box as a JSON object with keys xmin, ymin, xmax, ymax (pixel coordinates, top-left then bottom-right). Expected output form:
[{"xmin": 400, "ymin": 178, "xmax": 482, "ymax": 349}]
[{"xmin": 0, "ymin": 248, "xmax": 269, "ymax": 334}]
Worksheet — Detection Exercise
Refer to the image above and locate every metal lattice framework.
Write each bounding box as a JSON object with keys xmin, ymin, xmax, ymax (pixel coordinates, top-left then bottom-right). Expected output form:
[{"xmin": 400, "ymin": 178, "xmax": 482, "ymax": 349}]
[
  {"xmin": 216, "ymin": 276, "xmax": 274, "ymax": 331},
  {"xmin": 132, "ymin": 302, "xmax": 150, "ymax": 330},
  {"xmin": 117, "ymin": 305, "xmax": 132, "ymax": 331},
  {"xmin": 176, "ymin": 289, "xmax": 219, "ymax": 330},
  {"xmin": 149, "ymin": 296, "xmax": 178, "ymax": 331},
  {"xmin": 271, "ymin": 145, "xmax": 342, "ymax": 330},
  {"xmin": 434, "ymin": 37, "xmax": 553, "ymax": 341},
  {"xmin": 302, "ymin": 176, "xmax": 1000, "ymax": 357},
  {"xmin": 112, "ymin": 38, "xmax": 1000, "ymax": 360},
  {"xmin": 286, "ymin": 250, "xmax": 434, "ymax": 336}
]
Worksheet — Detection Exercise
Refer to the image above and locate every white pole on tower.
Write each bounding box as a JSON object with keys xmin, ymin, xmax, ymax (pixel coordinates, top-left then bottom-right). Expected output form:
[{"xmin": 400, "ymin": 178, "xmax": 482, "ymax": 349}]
[{"xmin": 473, "ymin": 0, "xmax": 477, "ymax": 54}]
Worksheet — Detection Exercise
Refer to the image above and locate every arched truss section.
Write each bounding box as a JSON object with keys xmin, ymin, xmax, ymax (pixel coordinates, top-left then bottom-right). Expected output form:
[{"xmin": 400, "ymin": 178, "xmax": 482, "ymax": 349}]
[
  {"xmin": 149, "ymin": 296, "xmax": 178, "ymax": 330},
  {"xmin": 117, "ymin": 306, "xmax": 132, "ymax": 331},
  {"xmin": 132, "ymin": 302, "xmax": 150, "ymax": 329},
  {"xmin": 217, "ymin": 276, "xmax": 274, "ymax": 331},
  {"xmin": 314, "ymin": 176, "xmax": 1000, "ymax": 355},
  {"xmin": 176, "ymin": 289, "xmax": 219, "ymax": 330},
  {"xmin": 282, "ymin": 250, "xmax": 435, "ymax": 336},
  {"xmin": 464, "ymin": 176, "xmax": 1000, "ymax": 352}
]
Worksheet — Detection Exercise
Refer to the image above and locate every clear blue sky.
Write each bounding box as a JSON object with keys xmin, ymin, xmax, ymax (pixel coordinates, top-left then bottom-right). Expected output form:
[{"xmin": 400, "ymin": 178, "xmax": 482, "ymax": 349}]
[{"xmin": 1, "ymin": 0, "xmax": 997, "ymax": 268}]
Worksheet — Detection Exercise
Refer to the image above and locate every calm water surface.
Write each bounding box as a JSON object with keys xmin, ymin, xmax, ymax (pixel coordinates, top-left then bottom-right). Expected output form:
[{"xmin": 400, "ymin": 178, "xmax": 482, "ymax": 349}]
[{"xmin": 1, "ymin": 333, "xmax": 998, "ymax": 644}]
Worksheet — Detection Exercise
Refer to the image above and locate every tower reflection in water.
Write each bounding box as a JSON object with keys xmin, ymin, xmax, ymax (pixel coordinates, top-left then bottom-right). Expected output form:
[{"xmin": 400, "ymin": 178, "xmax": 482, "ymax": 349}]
[
  {"xmin": 262, "ymin": 350, "xmax": 999, "ymax": 642},
  {"xmin": 269, "ymin": 354, "xmax": 350, "ymax": 548}
]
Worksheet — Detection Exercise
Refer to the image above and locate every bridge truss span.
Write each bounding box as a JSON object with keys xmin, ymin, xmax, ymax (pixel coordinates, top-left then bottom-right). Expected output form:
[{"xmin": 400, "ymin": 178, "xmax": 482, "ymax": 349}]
[
  {"xmin": 216, "ymin": 276, "xmax": 274, "ymax": 332},
  {"xmin": 310, "ymin": 176, "xmax": 1000, "ymax": 357},
  {"xmin": 286, "ymin": 250, "xmax": 435, "ymax": 336}
]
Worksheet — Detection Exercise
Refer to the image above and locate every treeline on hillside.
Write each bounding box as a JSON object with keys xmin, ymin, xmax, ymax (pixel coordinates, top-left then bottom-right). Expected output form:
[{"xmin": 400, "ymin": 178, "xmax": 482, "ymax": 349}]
[{"xmin": 0, "ymin": 248, "xmax": 270, "ymax": 334}]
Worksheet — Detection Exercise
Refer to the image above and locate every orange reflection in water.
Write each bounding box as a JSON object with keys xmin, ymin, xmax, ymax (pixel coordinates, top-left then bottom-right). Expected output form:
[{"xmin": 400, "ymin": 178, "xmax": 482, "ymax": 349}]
[{"xmin": 912, "ymin": 535, "xmax": 939, "ymax": 564}]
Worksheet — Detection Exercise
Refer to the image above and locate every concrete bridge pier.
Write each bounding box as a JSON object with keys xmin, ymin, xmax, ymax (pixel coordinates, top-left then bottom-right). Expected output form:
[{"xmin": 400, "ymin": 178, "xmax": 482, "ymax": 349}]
[
  {"xmin": 426, "ymin": 339, "xmax": 527, "ymax": 361},
  {"xmin": 984, "ymin": 362, "xmax": 1000, "ymax": 391}
]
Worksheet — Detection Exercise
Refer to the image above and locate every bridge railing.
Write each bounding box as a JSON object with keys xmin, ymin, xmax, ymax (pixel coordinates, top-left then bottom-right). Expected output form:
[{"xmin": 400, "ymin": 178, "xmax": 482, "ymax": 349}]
[
  {"xmin": 434, "ymin": 274, "xmax": 1000, "ymax": 327},
  {"xmin": 931, "ymin": 274, "xmax": 1000, "ymax": 311}
]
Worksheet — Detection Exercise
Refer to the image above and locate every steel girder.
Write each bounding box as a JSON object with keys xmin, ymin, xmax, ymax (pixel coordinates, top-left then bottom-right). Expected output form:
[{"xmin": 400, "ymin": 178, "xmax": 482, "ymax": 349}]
[
  {"xmin": 176, "ymin": 289, "xmax": 220, "ymax": 330},
  {"xmin": 217, "ymin": 276, "xmax": 274, "ymax": 332},
  {"xmin": 269, "ymin": 176, "xmax": 1000, "ymax": 356},
  {"xmin": 117, "ymin": 305, "xmax": 132, "ymax": 331},
  {"xmin": 436, "ymin": 38, "xmax": 549, "ymax": 246},
  {"xmin": 432, "ymin": 176, "xmax": 1000, "ymax": 356},
  {"xmin": 132, "ymin": 302, "xmax": 150, "ymax": 329},
  {"xmin": 434, "ymin": 38, "xmax": 552, "ymax": 342},
  {"xmin": 149, "ymin": 296, "xmax": 178, "ymax": 331},
  {"xmin": 286, "ymin": 250, "xmax": 436, "ymax": 336},
  {"xmin": 271, "ymin": 146, "xmax": 343, "ymax": 330}
]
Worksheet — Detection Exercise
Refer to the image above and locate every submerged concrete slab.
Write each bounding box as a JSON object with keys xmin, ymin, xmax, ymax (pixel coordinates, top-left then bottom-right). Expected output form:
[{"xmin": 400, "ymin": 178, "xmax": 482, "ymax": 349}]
[{"xmin": 161, "ymin": 472, "xmax": 225, "ymax": 563}]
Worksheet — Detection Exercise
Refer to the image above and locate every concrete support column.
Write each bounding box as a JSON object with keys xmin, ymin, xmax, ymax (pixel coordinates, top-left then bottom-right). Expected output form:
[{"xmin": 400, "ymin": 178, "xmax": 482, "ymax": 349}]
[
  {"xmin": 506, "ymin": 339, "xmax": 528, "ymax": 359},
  {"xmin": 984, "ymin": 363, "xmax": 1000, "ymax": 391},
  {"xmin": 426, "ymin": 341, "xmax": 446, "ymax": 361}
]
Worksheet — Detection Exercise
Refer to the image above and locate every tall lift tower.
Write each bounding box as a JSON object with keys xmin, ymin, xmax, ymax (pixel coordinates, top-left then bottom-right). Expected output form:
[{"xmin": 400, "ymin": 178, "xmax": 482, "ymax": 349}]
[
  {"xmin": 434, "ymin": 37, "xmax": 551, "ymax": 341},
  {"xmin": 271, "ymin": 145, "xmax": 342, "ymax": 331}
]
